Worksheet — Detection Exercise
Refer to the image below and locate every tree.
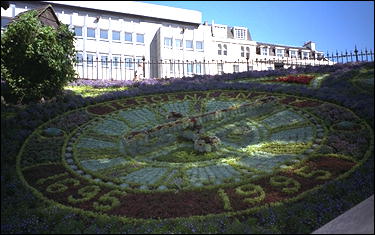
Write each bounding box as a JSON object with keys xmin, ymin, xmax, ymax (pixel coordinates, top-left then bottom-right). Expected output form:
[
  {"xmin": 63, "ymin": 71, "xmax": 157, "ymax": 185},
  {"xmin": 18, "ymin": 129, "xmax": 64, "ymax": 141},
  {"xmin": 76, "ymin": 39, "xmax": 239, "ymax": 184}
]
[{"xmin": 1, "ymin": 9, "xmax": 77, "ymax": 103}]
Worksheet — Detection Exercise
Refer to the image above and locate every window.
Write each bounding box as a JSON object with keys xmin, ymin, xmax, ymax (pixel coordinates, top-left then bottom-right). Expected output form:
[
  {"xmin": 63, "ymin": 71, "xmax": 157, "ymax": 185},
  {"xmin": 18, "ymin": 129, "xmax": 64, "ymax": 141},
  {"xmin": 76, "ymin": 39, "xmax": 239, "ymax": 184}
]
[
  {"xmin": 112, "ymin": 56, "xmax": 120, "ymax": 68},
  {"xmin": 187, "ymin": 63, "xmax": 193, "ymax": 73},
  {"xmin": 261, "ymin": 47, "xmax": 268, "ymax": 56},
  {"xmin": 76, "ymin": 53, "xmax": 83, "ymax": 64},
  {"xmin": 276, "ymin": 49, "xmax": 284, "ymax": 57},
  {"xmin": 100, "ymin": 29, "xmax": 108, "ymax": 39},
  {"xmin": 112, "ymin": 31, "xmax": 120, "ymax": 41},
  {"xmin": 218, "ymin": 44, "xmax": 222, "ymax": 55},
  {"xmin": 241, "ymin": 46, "xmax": 244, "ymax": 57},
  {"xmin": 235, "ymin": 28, "xmax": 246, "ymax": 39},
  {"xmin": 101, "ymin": 55, "xmax": 108, "ymax": 67},
  {"xmin": 87, "ymin": 28, "xmax": 95, "ymax": 38},
  {"xmin": 217, "ymin": 63, "xmax": 224, "ymax": 74},
  {"xmin": 186, "ymin": 40, "xmax": 193, "ymax": 49},
  {"xmin": 74, "ymin": 26, "xmax": 82, "ymax": 37},
  {"xmin": 196, "ymin": 41, "xmax": 203, "ymax": 50},
  {"xmin": 290, "ymin": 50, "xmax": 297, "ymax": 58},
  {"xmin": 87, "ymin": 54, "xmax": 94, "ymax": 66},
  {"xmin": 223, "ymin": 44, "xmax": 227, "ymax": 56},
  {"xmin": 164, "ymin": 37, "xmax": 172, "ymax": 47},
  {"xmin": 1, "ymin": 17, "xmax": 11, "ymax": 29},
  {"xmin": 125, "ymin": 32, "xmax": 132, "ymax": 42},
  {"xmin": 246, "ymin": 47, "xmax": 250, "ymax": 58},
  {"xmin": 136, "ymin": 33, "xmax": 144, "ymax": 43},
  {"xmin": 170, "ymin": 61, "xmax": 174, "ymax": 74},
  {"xmin": 136, "ymin": 56, "xmax": 143, "ymax": 66},
  {"xmin": 303, "ymin": 52, "xmax": 309, "ymax": 59},
  {"xmin": 196, "ymin": 63, "xmax": 202, "ymax": 74},
  {"xmin": 175, "ymin": 39, "xmax": 183, "ymax": 48},
  {"xmin": 233, "ymin": 65, "xmax": 239, "ymax": 73},
  {"xmin": 125, "ymin": 57, "xmax": 134, "ymax": 69}
]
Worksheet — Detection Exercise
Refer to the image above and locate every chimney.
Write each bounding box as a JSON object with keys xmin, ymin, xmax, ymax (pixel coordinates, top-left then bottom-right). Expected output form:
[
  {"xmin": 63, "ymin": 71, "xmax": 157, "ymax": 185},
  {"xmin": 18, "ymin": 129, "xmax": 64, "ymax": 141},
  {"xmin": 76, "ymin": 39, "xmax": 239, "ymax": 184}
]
[{"xmin": 304, "ymin": 41, "xmax": 316, "ymax": 51}]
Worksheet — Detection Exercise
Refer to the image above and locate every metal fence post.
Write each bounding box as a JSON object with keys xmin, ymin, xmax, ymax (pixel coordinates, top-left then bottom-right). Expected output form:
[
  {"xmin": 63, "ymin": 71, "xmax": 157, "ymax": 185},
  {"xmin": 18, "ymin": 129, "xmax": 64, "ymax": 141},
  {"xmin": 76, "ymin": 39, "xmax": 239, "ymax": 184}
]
[
  {"xmin": 345, "ymin": 50, "xmax": 348, "ymax": 63},
  {"xmin": 370, "ymin": 49, "xmax": 374, "ymax": 62},
  {"xmin": 354, "ymin": 46, "xmax": 359, "ymax": 62},
  {"xmin": 96, "ymin": 56, "xmax": 99, "ymax": 80},
  {"xmin": 110, "ymin": 58, "xmax": 113, "ymax": 80},
  {"xmin": 142, "ymin": 56, "xmax": 145, "ymax": 79},
  {"xmin": 203, "ymin": 59, "xmax": 206, "ymax": 76}
]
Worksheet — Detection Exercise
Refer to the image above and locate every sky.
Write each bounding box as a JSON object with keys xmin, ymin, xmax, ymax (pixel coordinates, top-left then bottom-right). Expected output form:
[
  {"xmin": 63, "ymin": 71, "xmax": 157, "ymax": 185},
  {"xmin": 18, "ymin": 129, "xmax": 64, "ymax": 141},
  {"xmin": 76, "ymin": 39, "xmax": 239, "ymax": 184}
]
[{"xmin": 142, "ymin": 1, "xmax": 374, "ymax": 55}]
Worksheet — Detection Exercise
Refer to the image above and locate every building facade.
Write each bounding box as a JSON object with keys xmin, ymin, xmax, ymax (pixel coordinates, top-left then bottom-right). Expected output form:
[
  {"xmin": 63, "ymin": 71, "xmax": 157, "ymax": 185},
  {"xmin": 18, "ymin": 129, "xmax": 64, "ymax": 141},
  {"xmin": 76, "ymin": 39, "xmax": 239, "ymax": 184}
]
[{"xmin": 1, "ymin": 1, "xmax": 333, "ymax": 80}]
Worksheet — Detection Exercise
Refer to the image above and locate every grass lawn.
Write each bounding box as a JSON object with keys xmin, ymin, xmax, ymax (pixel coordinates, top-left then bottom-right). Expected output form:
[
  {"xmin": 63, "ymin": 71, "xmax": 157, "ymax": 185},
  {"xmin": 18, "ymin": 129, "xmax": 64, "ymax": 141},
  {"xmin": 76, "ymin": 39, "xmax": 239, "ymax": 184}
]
[{"xmin": 64, "ymin": 85, "xmax": 129, "ymax": 97}]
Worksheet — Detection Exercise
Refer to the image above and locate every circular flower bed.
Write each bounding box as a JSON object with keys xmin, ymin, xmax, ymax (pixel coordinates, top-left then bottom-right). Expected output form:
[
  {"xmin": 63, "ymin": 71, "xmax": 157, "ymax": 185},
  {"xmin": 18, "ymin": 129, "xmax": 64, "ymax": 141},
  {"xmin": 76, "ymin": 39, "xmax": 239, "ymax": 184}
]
[{"xmin": 16, "ymin": 90, "xmax": 372, "ymax": 223}]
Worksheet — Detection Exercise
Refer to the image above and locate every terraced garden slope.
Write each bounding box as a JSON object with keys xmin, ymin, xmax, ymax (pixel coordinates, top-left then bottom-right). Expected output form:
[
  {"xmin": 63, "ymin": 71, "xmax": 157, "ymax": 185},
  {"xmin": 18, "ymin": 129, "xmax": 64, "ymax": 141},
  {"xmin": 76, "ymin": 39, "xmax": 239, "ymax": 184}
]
[{"xmin": 1, "ymin": 62, "xmax": 373, "ymax": 234}]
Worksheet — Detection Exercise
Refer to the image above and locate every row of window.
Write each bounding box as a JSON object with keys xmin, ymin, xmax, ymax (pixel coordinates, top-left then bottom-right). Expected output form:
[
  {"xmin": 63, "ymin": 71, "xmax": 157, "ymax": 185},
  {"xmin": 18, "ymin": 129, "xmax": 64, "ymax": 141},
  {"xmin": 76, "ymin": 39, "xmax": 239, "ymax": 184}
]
[
  {"xmin": 167, "ymin": 64, "xmax": 250, "ymax": 75},
  {"xmin": 258, "ymin": 47, "xmax": 312, "ymax": 59},
  {"xmin": 163, "ymin": 37, "xmax": 204, "ymax": 50},
  {"xmin": 170, "ymin": 63, "xmax": 247, "ymax": 74},
  {"xmin": 74, "ymin": 26, "xmax": 144, "ymax": 43},
  {"xmin": 76, "ymin": 53, "xmax": 144, "ymax": 69},
  {"xmin": 76, "ymin": 53, "xmax": 204, "ymax": 74},
  {"xmin": 76, "ymin": 53, "xmax": 245, "ymax": 74}
]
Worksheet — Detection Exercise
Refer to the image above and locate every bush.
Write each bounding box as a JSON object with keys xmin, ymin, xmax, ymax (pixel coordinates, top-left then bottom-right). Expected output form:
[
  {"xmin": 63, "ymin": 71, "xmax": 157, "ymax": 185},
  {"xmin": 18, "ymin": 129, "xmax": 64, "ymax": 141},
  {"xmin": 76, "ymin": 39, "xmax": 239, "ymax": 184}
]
[{"xmin": 1, "ymin": 9, "xmax": 77, "ymax": 103}]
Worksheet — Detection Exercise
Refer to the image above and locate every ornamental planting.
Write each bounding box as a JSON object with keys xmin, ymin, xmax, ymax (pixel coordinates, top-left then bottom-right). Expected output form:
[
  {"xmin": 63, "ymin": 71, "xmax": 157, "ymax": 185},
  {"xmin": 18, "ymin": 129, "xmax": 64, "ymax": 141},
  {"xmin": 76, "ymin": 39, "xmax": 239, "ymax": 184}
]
[{"xmin": 17, "ymin": 89, "xmax": 372, "ymax": 221}]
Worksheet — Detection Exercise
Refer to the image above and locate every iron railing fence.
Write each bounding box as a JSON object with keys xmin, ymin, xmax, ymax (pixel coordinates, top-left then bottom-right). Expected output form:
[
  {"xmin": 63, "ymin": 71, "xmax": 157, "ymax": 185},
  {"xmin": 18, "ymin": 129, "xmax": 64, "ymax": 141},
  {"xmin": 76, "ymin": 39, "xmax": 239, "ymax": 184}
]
[
  {"xmin": 324, "ymin": 47, "xmax": 374, "ymax": 64},
  {"xmin": 74, "ymin": 47, "xmax": 373, "ymax": 80}
]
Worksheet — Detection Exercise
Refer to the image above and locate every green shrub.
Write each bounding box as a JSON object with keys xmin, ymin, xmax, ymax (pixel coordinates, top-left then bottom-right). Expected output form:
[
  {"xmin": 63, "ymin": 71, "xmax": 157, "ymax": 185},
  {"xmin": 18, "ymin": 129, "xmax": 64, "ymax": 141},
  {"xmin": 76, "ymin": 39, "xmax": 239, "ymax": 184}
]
[{"xmin": 1, "ymin": 9, "xmax": 77, "ymax": 103}]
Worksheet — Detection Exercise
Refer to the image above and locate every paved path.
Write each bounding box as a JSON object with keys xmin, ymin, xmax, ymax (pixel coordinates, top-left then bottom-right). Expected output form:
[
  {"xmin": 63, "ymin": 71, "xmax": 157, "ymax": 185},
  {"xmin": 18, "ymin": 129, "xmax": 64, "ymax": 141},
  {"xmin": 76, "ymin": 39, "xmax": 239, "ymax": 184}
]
[{"xmin": 312, "ymin": 195, "xmax": 374, "ymax": 234}]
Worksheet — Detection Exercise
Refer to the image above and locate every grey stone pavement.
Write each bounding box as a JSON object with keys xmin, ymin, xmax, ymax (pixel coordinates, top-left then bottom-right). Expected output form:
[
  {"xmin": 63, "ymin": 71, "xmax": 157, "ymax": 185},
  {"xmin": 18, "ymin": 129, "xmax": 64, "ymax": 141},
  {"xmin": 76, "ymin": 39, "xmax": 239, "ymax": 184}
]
[{"xmin": 312, "ymin": 195, "xmax": 374, "ymax": 234}]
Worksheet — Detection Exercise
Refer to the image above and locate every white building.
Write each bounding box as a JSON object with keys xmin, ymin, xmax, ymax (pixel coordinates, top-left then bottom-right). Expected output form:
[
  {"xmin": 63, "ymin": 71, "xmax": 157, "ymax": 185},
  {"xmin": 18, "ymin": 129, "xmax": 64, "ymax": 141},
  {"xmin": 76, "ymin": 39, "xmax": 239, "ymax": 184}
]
[{"xmin": 1, "ymin": 1, "xmax": 333, "ymax": 80}]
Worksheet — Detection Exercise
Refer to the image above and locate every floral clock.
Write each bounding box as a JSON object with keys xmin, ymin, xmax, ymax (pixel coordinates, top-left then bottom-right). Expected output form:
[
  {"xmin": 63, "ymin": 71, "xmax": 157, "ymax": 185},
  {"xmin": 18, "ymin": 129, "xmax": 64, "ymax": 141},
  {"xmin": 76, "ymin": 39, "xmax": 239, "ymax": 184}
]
[{"xmin": 17, "ymin": 90, "xmax": 373, "ymax": 221}]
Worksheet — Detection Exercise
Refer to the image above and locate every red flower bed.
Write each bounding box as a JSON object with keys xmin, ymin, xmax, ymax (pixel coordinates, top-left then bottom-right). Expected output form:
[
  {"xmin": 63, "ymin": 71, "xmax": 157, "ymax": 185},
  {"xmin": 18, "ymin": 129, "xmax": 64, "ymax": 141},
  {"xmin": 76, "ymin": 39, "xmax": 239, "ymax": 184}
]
[
  {"xmin": 291, "ymin": 100, "xmax": 322, "ymax": 107},
  {"xmin": 24, "ymin": 155, "xmax": 355, "ymax": 219},
  {"xmin": 271, "ymin": 74, "xmax": 315, "ymax": 84},
  {"xmin": 87, "ymin": 105, "xmax": 116, "ymax": 115},
  {"xmin": 279, "ymin": 97, "xmax": 297, "ymax": 105},
  {"xmin": 109, "ymin": 102, "xmax": 125, "ymax": 110}
]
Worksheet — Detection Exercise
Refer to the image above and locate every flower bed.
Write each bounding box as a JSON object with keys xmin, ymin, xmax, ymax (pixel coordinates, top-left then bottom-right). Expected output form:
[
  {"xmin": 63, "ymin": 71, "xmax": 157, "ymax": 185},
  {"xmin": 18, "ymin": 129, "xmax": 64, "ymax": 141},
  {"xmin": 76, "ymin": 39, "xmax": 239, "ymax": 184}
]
[
  {"xmin": 269, "ymin": 74, "xmax": 316, "ymax": 84},
  {"xmin": 13, "ymin": 89, "xmax": 372, "ymax": 232},
  {"xmin": 2, "ymin": 62, "xmax": 373, "ymax": 234}
]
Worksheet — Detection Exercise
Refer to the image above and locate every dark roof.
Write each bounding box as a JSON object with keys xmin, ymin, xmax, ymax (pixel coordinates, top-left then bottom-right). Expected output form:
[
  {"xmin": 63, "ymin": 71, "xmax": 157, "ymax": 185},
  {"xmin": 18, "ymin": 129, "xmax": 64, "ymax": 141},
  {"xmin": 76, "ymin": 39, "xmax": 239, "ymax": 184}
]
[
  {"xmin": 247, "ymin": 29, "xmax": 252, "ymax": 41},
  {"xmin": 1, "ymin": 1, "xmax": 9, "ymax": 10},
  {"xmin": 9, "ymin": 4, "xmax": 61, "ymax": 29},
  {"xmin": 256, "ymin": 41, "xmax": 308, "ymax": 50},
  {"xmin": 227, "ymin": 27, "xmax": 234, "ymax": 39}
]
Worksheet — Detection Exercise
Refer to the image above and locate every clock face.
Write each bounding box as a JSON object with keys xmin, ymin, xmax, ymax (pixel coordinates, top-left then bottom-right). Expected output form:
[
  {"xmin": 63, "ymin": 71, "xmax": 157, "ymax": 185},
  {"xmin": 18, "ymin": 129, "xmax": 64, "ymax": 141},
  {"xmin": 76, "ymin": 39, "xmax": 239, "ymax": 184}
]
[{"xmin": 19, "ymin": 90, "xmax": 371, "ymax": 220}]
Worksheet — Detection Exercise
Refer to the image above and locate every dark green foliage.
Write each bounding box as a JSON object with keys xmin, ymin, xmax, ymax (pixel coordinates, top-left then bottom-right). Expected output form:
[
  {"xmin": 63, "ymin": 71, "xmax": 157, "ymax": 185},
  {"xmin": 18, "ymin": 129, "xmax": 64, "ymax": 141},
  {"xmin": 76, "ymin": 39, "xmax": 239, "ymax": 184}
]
[
  {"xmin": 1, "ymin": 10, "xmax": 77, "ymax": 103},
  {"xmin": 21, "ymin": 134, "xmax": 65, "ymax": 167}
]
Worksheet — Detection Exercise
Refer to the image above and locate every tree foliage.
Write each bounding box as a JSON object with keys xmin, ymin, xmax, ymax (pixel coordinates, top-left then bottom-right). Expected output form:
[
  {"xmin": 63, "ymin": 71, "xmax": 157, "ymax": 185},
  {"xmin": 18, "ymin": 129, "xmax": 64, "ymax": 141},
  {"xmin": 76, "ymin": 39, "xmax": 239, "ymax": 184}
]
[{"xmin": 1, "ymin": 9, "xmax": 77, "ymax": 103}]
